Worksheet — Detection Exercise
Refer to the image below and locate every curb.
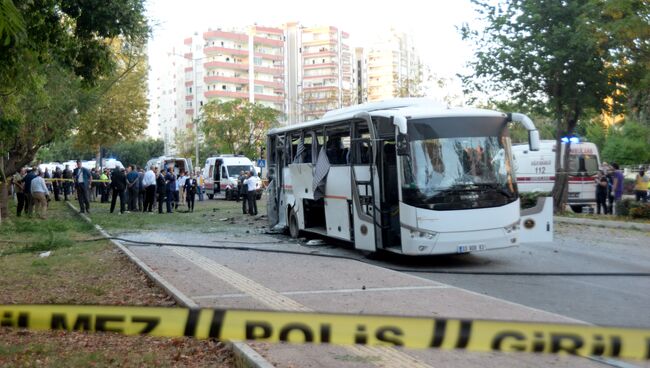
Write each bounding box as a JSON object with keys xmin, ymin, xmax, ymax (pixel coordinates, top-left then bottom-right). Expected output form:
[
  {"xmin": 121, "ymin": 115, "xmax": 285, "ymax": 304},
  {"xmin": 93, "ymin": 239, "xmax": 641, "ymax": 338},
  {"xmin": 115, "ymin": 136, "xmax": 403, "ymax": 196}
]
[
  {"xmin": 555, "ymin": 216, "xmax": 650, "ymax": 231},
  {"xmin": 65, "ymin": 202, "xmax": 275, "ymax": 368}
]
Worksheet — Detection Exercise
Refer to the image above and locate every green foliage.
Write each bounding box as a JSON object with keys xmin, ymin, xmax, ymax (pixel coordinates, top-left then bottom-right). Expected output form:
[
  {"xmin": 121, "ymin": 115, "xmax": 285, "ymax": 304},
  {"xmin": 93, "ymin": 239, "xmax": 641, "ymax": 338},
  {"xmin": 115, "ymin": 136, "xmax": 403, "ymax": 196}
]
[
  {"xmin": 519, "ymin": 192, "xmax": 551, "ymax": 209},
  {"xmin": 615, "ymin": 198, "xmax": 650, "ymax": 218},
  {"xmin": 0, "ymin": 0, "xmax": 24, "ymax": 46},
  {"xmin": 201, "ymin": 99, "xmax": 280, "ymax": 158},
  {"xmin": 601, "ymin": 121, "xmax": 650, "ymax": 164},
  {"xmin": 104, "ymin": 139, "xmax": 164, "ymax": 168}
]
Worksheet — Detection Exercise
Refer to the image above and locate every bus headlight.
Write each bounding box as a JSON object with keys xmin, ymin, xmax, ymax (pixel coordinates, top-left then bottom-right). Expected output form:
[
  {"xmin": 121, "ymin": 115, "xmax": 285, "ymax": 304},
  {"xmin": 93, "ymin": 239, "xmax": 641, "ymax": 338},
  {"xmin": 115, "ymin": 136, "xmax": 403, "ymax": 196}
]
[
  {"xmin": 409, "ymin": 229, "xmax": 438, "ymax": 240},
  {"xmin": 504, "ymin": 221, "xmax": 520, "ymax": 234}
]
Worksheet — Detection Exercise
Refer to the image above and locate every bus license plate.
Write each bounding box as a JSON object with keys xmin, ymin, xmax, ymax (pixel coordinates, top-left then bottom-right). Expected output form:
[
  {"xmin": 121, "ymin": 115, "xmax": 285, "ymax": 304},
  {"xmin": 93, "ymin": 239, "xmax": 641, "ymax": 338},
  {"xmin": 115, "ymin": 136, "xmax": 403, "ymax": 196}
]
[{"xmin": 457, "ymin": 244, "xmax": 486, "ymax": 253}]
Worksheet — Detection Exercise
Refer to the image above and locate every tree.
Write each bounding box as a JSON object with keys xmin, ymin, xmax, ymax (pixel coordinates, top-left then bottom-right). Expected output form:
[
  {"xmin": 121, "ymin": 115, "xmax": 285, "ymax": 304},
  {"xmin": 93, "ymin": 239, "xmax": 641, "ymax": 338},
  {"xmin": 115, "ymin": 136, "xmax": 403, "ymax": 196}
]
[
  {"xmin": 104, "ymin": 139, "xmax": 164, "ymax": 168},
  {"xmin": 201, "ymin": 99, "xmax": 280, "ymax": 158},
  {"xmin": 73, "ymin": 39, "xmax": 149, "ymax": 157},
  {"xmin": 601, "ymin": 121, "xmax": 650, "ymax": 164},
  {"xmin": 461, "ymin": 0, "xmax": 632, "ymax": 212},
  {"xmin": 0, "ymin": 0, "xmax": 148, "ymax": 219},
  {"xmin": 0, "ymin": 0, "xmax": 24, "ymax": 45},
  {"xmin": 393, "ymin": 64, "xmax": 431, "ymax": 98}
]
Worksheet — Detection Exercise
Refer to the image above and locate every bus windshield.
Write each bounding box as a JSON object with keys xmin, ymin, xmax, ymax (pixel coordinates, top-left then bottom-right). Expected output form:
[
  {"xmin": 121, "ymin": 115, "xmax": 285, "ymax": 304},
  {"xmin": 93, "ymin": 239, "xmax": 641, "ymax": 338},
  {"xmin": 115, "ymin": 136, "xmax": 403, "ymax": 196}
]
[{"xmin": 401, "ymin": 117, "xmax": 517, "ymax": 210}]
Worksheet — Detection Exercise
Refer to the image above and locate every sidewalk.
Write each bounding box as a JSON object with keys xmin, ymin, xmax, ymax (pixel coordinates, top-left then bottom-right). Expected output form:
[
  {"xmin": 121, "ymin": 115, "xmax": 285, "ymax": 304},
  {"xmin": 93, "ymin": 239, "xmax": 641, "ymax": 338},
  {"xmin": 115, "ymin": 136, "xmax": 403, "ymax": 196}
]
[
  {"xmin": 555, "ymin": 216, "xmax": 650, "ymax": 231},
  {"xmin": 112, "ymin": 230, "xmax": 617, "ymax": 368}
]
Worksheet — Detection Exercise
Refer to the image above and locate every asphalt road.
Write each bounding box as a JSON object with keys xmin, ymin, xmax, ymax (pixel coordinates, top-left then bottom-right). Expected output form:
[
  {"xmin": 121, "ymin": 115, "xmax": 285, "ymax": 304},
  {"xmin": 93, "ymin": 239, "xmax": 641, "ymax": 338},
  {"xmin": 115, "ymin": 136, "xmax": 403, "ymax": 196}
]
[{"xmin": 364, "ymin": 223, "xmax": 650, "ymax": 328}]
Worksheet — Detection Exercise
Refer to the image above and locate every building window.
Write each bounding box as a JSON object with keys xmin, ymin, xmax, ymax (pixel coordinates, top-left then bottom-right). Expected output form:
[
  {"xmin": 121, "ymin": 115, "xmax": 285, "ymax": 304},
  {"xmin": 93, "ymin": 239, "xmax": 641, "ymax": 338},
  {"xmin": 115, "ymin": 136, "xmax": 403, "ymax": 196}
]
[
  {"xmin": 254, "ymin": 85, "xmax": 264, "ymax": 93},
  {"xmin": 254, "ymin": 57, "xmax": 262, "ymax": 66},
  {"xmin": 222, "ymin": 85, "xmax": 226, "ymax": 90},
  {"xmin": 221, "ymin": 41, "xmax": 224, "ymax": 46}
]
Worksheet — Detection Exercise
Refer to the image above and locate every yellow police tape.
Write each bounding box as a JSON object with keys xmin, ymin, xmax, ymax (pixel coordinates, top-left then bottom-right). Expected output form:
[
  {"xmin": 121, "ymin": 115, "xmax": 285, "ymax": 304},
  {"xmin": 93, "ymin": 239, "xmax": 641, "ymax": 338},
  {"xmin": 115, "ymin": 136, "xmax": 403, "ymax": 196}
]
[{"xmin": 1, "ymin": 305, "xmax": 649, "ymax": 360}]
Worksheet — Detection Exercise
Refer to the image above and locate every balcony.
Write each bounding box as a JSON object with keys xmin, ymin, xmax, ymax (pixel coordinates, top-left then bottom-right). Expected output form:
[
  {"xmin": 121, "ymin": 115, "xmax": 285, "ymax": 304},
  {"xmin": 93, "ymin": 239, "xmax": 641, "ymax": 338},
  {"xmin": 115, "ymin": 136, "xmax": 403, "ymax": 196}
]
[
  {"xmin": 253, "ymin": 26, "xmax": 283, "ymax": 35},
  {"xmin": 254, "ymin": 79, "xmax": 283, "ymax": 89},
  {"xmin": 303, "ymin": 50, "xmax": 337, "ymax": 58},
  {"xmin": 303, "ymin": 73, "xmax": 338, "ymax": 80},
  {"xmin": 204, "ymin": 75, "xmax": 249, "ymax": 85},
  {"xmin": 185, "ymin": 81, "xmax": 193, "ymax": 86},
  {"xmin": 254, "ymin": 51, "xmax": 283, "ymax": 61},
  {"xmin": 254, "ymin": 65, "xmax": 283, "ymax": 76},
  {"xmin": 184, "ymin": 66, "xmax": 193, "ymax": 72},
  {"xmin": 204, "ymin": 61, "xmax": 249, "ymax": 70},
  {"xmin": 203, "ymin": 30, "xmax": 247, "ymax": 42},
  {"xmin": 204, "ymin": 46, "xmax": 248, "ymax": 56},
  {"xmin": 255, "ymin": 94, "xmax": 284, "ymax": 103},
  {"xmin": 204, "ymin": 90, "xmax": 249, "ymax": 100},
  {"xmin": 254, "ymin": 36, "xmax": 283, "ymax": 47},
  {"xmin": 303, "ymin": 85, "xmax": 338, "ymax": 91},
  {"xmin": 185, "ymin": 95, "xmax": 194, "ymax": 101},
  {"xmin": 185, "ymin": 108, "xmax": 194, "ymax": 115},
  {"xmin": 303, "ymin": 62, "xmax": 337, "ymax": 70},
  {"xmin": 302, "ymin": 39, "xmax": 337, "ymax": 47}
]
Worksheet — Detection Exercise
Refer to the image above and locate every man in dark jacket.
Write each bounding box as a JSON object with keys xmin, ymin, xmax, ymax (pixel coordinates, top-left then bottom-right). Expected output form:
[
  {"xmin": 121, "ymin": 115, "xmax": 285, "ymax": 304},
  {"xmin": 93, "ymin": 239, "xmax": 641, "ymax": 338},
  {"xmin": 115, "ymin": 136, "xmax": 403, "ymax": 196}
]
[
  {"xmin": 238, "ymin": 171, "xmax": 248, "ymax": 214},
  {"xmin": 52, "ymin": 167, "xmax": 62, "ymax": 201},
  {"xmin": 164, "ymin": 168, "xmax": 176, "ymax": 213},
  {"xmin": 155, "ymin": 168, "xmax": 166, "ymax": 214},
  {"xmin": 126, "ymin": 165, "xmax": 139, "ymax": 211},
  {"xmin": 23, "ymin": 168, "xmax": 37, "ymax": 215},
  {"xmin": 62, "ymin": 164, "xmax": 73, "ymax": 201},
  {"xmin": 110, "ymin": 167, "xmax": 127, "ymax": 214},
  {"xmin": 73, "ymin": 160, "xmax": 92, "ymax": 213}
]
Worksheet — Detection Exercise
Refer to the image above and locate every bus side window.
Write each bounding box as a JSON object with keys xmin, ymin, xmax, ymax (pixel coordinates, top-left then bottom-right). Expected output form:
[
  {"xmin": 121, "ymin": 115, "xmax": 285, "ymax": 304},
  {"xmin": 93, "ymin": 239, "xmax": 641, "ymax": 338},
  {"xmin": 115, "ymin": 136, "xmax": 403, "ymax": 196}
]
[
  {"xmin": 352, "ymin": 122, "xmax": 371, "ymax": 165},
  {"xmin": 325, "ymin": 124, "xmax": 351, "ymax": 165}
]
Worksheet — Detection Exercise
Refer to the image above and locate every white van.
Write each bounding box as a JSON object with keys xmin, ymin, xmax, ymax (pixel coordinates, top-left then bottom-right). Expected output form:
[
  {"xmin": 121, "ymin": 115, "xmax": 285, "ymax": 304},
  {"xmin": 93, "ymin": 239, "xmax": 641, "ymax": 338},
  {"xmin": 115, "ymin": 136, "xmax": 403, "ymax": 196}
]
[
  {"xmin": 203, "ymin": 155, "xmax": 260, "ymax": 200},
  {"xmin": 145, "ymin": 156, "xmax": 193, "ymax": 176},
  {"xmin": 513, "ymin": 140, "xmax": 600, "ymax": 212}
]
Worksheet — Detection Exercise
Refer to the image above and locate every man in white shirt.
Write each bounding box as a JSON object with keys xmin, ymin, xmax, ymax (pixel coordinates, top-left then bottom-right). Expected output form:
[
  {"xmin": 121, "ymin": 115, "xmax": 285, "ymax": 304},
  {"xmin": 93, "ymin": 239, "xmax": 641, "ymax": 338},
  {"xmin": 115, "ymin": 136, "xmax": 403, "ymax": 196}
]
[
  {"xmin": 178, "ymin": 171, "xmax": 188, "ymax": 205},
  {"xmin": 142, "ymin": 166, "xmax": 157, "ymax": 213},
  {"xmin": 30, "ymin": 169, "xmax": 50, "ymax": 219},
  {"xmin": 243, "ymin": 171, "xmax": 258, "ymax": 216}
]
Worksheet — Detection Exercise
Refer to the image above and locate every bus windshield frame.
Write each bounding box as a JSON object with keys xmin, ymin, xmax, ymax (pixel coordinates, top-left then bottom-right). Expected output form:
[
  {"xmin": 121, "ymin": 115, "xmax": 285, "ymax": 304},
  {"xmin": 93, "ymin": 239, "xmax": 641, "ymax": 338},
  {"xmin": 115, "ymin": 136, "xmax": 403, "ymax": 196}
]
[{"xmin": 400, "ymin": 116, "xmax": 518, "ymax": 211}]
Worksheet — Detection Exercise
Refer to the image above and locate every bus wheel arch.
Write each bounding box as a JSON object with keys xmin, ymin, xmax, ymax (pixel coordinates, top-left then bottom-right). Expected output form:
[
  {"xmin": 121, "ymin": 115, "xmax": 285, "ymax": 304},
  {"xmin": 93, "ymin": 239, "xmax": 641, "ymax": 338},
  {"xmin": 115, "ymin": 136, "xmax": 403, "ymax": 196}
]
[{"xmin": 288, "ymin": 206, "xmax": 300, "ymax": 239}]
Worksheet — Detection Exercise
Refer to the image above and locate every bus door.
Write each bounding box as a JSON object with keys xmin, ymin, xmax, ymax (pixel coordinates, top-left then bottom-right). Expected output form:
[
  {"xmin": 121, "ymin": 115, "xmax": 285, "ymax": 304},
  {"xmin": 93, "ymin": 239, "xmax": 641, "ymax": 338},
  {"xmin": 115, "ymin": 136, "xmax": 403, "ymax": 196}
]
[
  {"xmin": 375, "ymin": 117, "xmax": 401, "ymax": 250},
  {"xmin": 350, "ymin": 118, "xmax": 379, "ymax": 251}
]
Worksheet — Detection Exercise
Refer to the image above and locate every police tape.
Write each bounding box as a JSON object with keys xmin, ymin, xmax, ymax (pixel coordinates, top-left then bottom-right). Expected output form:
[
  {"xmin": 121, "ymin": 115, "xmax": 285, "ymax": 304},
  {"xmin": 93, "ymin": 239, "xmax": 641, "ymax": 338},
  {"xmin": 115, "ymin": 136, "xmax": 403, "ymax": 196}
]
[
  {"xmin": 43, "ymin": 179, "xmax": 111, "ymax": 183},
  {"xmin": 1, "ymin": 305, "xmax": 649, "ymax": 360}
]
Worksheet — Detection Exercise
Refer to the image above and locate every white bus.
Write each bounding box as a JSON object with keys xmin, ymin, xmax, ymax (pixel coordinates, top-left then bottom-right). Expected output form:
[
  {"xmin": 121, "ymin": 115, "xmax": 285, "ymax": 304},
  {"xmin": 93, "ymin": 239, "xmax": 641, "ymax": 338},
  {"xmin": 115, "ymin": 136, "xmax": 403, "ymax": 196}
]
[
  {"xmin": 203, "ymin": 155, "xmax": 261, "ymax": 200},
  {"xmin": 512, "ymin": 140, "xmax": 600, "ymax": 213},
  {"xmin": 265, "ymin": 99, "xmax": 553, "ymax": 256}
]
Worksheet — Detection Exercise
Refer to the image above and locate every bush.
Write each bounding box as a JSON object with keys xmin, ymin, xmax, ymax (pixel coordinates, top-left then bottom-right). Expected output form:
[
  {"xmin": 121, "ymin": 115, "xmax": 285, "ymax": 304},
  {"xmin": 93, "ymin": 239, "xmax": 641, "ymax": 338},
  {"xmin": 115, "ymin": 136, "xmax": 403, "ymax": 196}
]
[
  {"xmin": 520, "ymin": 191, "xmax": 551, "ymax": 209},
  {"xmin": 615, "ymin": 199, "xmax": 636, "ymax": 216},
  {"xmin": 629, "ymin": 204, "xmax": 650, "ymax": 219}
]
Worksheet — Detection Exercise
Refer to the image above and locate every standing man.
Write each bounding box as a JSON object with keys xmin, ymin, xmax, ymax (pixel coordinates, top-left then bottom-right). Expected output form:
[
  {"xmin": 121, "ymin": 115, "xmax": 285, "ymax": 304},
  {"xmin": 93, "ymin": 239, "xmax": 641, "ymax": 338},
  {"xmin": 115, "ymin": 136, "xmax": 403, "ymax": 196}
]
[
  {"xmin": 239, "ymin": 171, "xmax": 248, "ymax": 213},
  {"xmin": 165, "ymin": 168, "xmax": 176, "ymax": 213},
  {"xmin": 100, "ymin": 169, "xmax": 109, "ymax": 203},
  {"xmin": 142, "ymin": 165, "xmax": 156, "ymax": 213},
  {"xmin": 635, "ymin": 166, "xmax": 649, "ymax": 202},
  {"xmin": 52, "ymin": 167, "xmax": 62, "ymax": 201},
  {"xmin": 12, "ymin": 168, "xmax": 26, "ymax": 217},
  {"xmin": 110, "ymin": 167, "xmax": 127, "ymax": 214},
  {"xmin": 197, "ymin": 171, "xmax": 205, "ymax": 201},
  {"xmin": 137, "ymin": 167, "xmax": 145, "ymax": 212},
  {"xmin": 156, "ymin": 168, "xmax": 166, "ymax": 214},
  {"xmin": 62, "ymin": 164, "xmax": 73, "ymax": 201},
  {"xmin": 23, "ymin": 168, "xmax": 37, "ymax": 216},
  {"xmin": 178, "ymin": 171, "xmax": 187, "ymax": 207},
  {"xmin": 30, "ymin": 169, "xmax": 50, "ymax": 219},
  {"xmin": 184, "ymin": 173, "xmax": 198, "ymax": 212},
  {"xmin": 611, "ymin": 163, "xmax": 625, "ymax": 215},
  {"xmin": 90, "ymin": 168, "xmax": 100, "ymax": 202},
  {"xmin": 126, "ymin": 165, "xmax": 139, "ymax": 212},
  {"xmin": 43, "ymin": 168, "xmax": 52, "ymax": 194},
  {"xmin": 73, "ymin": 160, "xmax": 92, "ymax": 213},
  {"xmin": 243, "ymin": 171, "xmax": 258, "ymax": 216}
]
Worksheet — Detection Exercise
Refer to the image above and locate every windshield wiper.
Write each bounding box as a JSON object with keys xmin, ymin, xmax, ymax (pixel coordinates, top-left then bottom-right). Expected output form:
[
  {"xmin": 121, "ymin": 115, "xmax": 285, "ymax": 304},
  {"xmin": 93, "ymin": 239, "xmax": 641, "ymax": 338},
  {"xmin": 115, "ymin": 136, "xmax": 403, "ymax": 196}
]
[{"xmin": 473, "ymin": 183, "xmax": 514, "ymax": 199}]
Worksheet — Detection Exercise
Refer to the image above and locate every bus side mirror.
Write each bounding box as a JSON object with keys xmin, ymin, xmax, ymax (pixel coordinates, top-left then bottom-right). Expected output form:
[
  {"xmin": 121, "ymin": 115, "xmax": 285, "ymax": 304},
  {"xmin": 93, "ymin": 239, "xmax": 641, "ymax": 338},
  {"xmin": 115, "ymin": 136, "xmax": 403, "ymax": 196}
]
[
  {"xmin": 397, "ymin": 133, "xmax": 409, "ymax": 156},
  {"xmin": 528, "ymin": 130, "xmax": 540, "ymax": 151}
]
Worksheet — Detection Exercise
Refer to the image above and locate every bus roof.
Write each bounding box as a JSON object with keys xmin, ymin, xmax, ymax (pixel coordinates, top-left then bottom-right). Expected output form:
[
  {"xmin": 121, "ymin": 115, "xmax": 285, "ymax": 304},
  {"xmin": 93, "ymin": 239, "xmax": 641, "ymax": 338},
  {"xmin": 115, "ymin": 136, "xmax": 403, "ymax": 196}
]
[{"xmin": 268, "ymin": 98, "xmax": 506, "ymax": 135}]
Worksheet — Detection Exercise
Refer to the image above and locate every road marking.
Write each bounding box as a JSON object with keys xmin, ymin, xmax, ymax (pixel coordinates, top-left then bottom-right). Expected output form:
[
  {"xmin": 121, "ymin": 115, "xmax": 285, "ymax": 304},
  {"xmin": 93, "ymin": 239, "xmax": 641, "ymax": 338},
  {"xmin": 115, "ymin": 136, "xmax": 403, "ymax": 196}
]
[
  {"xmin": 192, "ymin": 284, "xmax": 451, "ymax": 300},
  {"xmin": 166, "ymin": 246, "xmax": 434, "ymax": 368}
]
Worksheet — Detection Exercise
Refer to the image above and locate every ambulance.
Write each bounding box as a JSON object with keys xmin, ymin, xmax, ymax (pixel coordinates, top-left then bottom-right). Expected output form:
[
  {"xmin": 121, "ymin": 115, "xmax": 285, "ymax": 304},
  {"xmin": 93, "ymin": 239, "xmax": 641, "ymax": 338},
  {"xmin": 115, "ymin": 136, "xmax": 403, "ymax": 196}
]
[
  {"xmin": 512, "ymin": 139, "xmax": 600, "ymax": 212},
  {"xmin": 203, "ymin": 155, "xmax": 261, "ymax": 200}
]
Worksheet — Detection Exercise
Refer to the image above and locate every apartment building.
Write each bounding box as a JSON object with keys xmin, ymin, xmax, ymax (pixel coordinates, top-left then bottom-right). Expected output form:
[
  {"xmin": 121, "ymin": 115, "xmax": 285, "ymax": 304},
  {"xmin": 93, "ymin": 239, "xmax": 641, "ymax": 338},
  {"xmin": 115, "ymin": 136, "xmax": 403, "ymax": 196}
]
[
  {"xmin": 154, "ymin": 49, "xmax": 187, "ymax": 155},
  {"xmin": 367, "ymin": 29, "xmax": 422, "ymax": 101},
  {"xmin": 285, "ymin": 24, "xmax": 354, "ymax": 123}
]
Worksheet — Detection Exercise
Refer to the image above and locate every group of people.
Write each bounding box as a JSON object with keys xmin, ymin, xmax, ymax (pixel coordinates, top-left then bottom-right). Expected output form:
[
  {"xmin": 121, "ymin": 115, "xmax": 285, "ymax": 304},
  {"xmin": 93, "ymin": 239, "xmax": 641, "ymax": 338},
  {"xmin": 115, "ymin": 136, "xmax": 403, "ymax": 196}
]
[
  {"xmin": 9, "ymin": 160, "xmax": 211, "ymax": 219},
  {"xmin": 595, "ymin": 163, "xmax": 649, "ymax": 215},
  {"xmin": 237, "ymin": 170, "xmax": 260, "ymax": 216},
  {"xmin": 10, "ymin": 160, "xmax": 95, "ymax": 218},
  {"xmin": 108, "ymin": 165, "xmax": 202, "ymax": 214}
]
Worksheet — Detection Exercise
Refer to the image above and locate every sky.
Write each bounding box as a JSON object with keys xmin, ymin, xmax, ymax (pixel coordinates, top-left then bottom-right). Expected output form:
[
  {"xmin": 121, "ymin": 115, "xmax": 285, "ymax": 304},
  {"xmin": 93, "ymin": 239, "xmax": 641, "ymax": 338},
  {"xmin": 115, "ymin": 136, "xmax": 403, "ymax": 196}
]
[{"xmin": 145, "ymin": 0, "xmax": 481, "ymax": 134}]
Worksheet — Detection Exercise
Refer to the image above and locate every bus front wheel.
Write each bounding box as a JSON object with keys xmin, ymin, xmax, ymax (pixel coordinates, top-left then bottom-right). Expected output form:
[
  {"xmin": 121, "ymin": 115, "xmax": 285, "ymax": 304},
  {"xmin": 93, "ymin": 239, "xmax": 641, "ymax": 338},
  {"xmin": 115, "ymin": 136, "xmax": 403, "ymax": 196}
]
[
  {"xmin": 207, "ymin": 194, "xmax": 214, "ymax": 200},
  {"xmin": 570, "ymin": 205, "xmax": 583, "ymax": 213},
  {"xmin": 289, "ymin": 210, "xmax": 300, "ymax": 239}
]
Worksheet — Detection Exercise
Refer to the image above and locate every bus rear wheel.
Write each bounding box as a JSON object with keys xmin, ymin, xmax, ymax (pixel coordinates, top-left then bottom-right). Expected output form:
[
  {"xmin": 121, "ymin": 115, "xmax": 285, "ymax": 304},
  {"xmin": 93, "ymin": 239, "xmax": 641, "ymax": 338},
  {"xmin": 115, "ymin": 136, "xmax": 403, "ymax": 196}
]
[
  {"xmin": 570, "ymin": 205, "xmax": 583, "ymax": 213},
  {"xmin": 207, "ymin": 194, "xmax": 214, "ymax": 200},
  {"xmin": 288, "ymin": 210, "xmax": 300, "ymax": 239}
]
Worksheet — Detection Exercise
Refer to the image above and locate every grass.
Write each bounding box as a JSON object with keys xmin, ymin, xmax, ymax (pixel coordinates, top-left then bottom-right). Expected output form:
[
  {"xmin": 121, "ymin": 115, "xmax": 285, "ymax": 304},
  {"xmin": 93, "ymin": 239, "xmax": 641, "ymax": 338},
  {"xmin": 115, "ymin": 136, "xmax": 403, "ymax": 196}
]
[
  {"xmin": 88, "ymin": 195, "xmax": 267, "ymax": 234},
  {"xmin": 559, "ymin": 211, "xmax": 650, "ymax": 224},
  {"xmin": 0, "ymin": 200, "xmax": 233, "ymax": 367}
]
